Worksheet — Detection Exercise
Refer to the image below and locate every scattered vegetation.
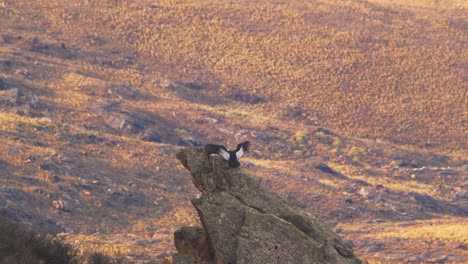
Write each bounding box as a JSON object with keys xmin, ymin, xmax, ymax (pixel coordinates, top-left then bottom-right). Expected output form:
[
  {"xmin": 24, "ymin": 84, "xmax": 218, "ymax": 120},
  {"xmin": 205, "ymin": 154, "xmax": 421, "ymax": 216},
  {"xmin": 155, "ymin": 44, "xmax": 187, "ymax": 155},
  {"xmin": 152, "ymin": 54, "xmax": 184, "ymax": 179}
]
[
  {"xmin": 0, "ymin": 215, "xmax": 126, "ymax": 264},
  {"xmin": 290, "ymin": 130, "xmax": 309, "ymax": 145},
  {"xmin": 347, "ymin": 146, "xmax": 367, "ymax": 165}
]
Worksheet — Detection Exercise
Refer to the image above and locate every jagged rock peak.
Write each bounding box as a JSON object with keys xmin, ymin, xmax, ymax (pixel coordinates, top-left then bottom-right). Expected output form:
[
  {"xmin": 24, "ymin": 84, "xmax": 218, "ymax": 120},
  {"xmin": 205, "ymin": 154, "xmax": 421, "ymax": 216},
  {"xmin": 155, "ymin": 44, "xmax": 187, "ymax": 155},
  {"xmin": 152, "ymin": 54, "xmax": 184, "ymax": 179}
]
[{"xmin": 174, "ymin": 146, "xmax": 366, "ymax": 264}]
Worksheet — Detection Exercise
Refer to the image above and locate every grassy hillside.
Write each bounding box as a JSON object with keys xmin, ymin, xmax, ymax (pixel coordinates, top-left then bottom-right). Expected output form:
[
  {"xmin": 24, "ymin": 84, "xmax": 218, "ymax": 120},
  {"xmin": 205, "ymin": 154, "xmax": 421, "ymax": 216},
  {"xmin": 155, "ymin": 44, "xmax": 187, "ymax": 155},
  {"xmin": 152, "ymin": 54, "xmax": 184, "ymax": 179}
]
[
  {"xmin": 3, "ymin": 0, "xmax": 467, "ymax": 153},
  {"xmin": 0, "ymin": 0, "xmax": 466, "ymax": 263}
]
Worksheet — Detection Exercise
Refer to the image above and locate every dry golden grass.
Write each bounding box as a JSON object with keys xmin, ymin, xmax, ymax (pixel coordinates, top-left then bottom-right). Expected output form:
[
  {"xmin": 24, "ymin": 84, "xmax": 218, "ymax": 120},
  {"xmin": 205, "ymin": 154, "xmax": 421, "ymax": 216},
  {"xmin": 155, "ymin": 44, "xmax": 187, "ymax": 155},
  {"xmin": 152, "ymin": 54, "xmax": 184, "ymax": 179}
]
[
  {"xmin": 375, "ymin": 222, "xmax": 468, "ymax": 243},
  {"xmin": 0, "ymin": 0, "xmax": 466, "ymax": 262},
  {"xmin": 6, "ymin": 0, "xmax": 466, "ymax": 152},
  {"xmin": 64, "ymin": 234, "xmax": 131, "ymax": 258},
  {"xmin": 316, "ymin": 178, "xmax": 343, "ymax": 188},
  {"xmin": 340, "ymin": 217, "xmax": 468, "ymax": 243},
  {"xmin": 248, "ymin": 158, "xmax": 297, "ymax": 172},
  {"xmin": 369, "ymin": 0, "xmax": 468, "ymax": 9},
  {"xmin": 330, "ymin": 163, "xmax": 439, "ymax": 196}
]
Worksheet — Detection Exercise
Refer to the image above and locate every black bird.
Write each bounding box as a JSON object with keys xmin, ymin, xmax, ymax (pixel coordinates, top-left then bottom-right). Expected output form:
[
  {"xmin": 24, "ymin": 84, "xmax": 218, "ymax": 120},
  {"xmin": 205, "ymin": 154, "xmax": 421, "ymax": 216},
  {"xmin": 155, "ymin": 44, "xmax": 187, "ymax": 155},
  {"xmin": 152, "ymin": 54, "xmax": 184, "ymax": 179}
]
[{"xmin": 205, "ymin": 141, "xmax": 251, "ymax": 168}]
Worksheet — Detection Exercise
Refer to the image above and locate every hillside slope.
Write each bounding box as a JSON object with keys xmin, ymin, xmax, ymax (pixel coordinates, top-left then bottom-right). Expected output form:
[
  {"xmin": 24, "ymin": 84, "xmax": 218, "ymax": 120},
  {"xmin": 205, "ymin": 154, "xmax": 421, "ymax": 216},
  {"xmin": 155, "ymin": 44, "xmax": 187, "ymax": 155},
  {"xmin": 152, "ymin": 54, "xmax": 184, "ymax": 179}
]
[{"xmin": 0, "ymin": 0, "xmax": 466, "ymax": 263}]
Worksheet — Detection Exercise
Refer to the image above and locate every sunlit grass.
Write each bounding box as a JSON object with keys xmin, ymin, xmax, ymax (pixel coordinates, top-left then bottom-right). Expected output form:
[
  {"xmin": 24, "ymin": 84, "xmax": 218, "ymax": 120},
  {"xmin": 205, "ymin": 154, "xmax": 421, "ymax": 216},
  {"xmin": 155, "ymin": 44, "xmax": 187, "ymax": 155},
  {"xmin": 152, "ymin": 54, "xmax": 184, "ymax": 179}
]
[
  {"xmin": 316, "ymin": 178, "xmax": 342, "ymax": 188},
  {"xmin": 368, "ymin": 0, "xmax": 468, "ymax": 9},
  {"xmin": 341, "ymin": 217, "xmax": 468, "ymax": 243},
  {"xmin": 8, "ymin": 0, "xmax": 465, "ymax": 152},
  {"xmin": 375, "ymin": 222, "xmax": 468, "ymax": 243},
  {"xmin": 63, "ymin": 233, "xmax": 131, "ymax": 258},
  {"xmin": 248, "ymin": 158, "xmax": 297, "ymax": 173},
  {"xmin": 0, "ymin": 112, "xmax": 52, "ymax": 131},
  {"xmin": 62, "ymin": 73, "xmax": 106, "ymax": 88},
  {"xmin": 330, "ymin": 163, "xmax": 443, "ymax": 198}
]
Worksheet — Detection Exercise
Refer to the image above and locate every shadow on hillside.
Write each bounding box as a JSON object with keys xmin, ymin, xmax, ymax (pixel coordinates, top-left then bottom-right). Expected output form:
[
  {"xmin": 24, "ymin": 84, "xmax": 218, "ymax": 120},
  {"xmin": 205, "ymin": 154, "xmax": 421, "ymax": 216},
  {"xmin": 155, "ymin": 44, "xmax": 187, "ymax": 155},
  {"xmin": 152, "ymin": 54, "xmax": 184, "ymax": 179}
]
[
  {"xmin": 90, "ymin": 102, "xmax": 203, "ymax": 146},
  {"xmin": 0, "ymin": 214, "xmax": 129, "ymax": 264},
  {"xmin": 27, "ymin": 36, "xmax": 76, "ymax": 60},
  {"xmin": 165, "ymin": 81, "xmax": 228, "ymax": 106},
  {"xmin": 2, "ymin": 33, "xmax": 158, "ymax": 102},
  {"xmin": 297, "ymin": 161, "xmax": 468, "ymax": 222},
  {"xmin": 25, "ymin": 34, "xmax": 139, "ymax": 72},
  {"xmin": 342, "ymin": 178, "xmax": 468, "ymax": 221},
  {"xmin": 0, "ymin": 143, "xmax": 187, "ymax": 234},
  {"xmin": 325, "ymin": 188, "xmax": 467, "ymax": 223},
  {"xmin": 408, "ymin": 191, "xmax": 467, "ymax": 217},
  {"xmin": 104, "ymin": 84, "xmax": 159, "ymax": 102}
]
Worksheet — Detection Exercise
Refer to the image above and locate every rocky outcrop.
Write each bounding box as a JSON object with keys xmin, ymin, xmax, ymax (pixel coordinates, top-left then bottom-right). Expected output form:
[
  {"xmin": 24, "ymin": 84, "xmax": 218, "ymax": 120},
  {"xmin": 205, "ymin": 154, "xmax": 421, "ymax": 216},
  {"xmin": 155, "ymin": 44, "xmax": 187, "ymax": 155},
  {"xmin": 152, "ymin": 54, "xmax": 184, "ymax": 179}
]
[{"xmin": 174, "ymin": 147, "xmax": 365, "ymax": 264}]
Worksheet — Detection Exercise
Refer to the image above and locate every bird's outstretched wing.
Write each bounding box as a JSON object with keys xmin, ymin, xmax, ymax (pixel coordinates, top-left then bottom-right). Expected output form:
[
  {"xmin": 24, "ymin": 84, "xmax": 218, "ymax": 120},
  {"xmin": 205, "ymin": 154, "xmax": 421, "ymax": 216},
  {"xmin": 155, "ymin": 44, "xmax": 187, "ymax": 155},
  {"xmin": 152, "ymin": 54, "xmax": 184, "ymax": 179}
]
[
  {"xmin": 235, "ymin": 141, "xmax": 250, "ymax": 160},
  {"xmin": 205, "ymin": 144, "xmax": 230, "ymax": 161}
]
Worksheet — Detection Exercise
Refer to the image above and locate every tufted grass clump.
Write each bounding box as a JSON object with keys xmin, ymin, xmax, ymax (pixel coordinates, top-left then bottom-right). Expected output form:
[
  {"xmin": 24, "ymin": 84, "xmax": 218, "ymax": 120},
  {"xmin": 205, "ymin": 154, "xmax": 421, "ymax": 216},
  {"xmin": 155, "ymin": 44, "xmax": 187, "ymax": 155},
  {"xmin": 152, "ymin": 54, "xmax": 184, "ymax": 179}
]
[{"xmin": 0, "ymin": 215, "xmax": 127, "ymax": 264}]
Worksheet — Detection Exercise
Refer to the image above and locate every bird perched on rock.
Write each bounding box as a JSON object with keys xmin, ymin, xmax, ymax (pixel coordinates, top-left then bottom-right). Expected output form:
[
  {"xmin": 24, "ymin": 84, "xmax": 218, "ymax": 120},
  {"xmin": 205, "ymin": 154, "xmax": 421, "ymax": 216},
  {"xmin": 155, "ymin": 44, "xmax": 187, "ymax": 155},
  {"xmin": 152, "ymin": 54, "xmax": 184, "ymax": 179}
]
[{"xmin": 205, "ymin": 141, "xmax": 250, "ymax": 168}]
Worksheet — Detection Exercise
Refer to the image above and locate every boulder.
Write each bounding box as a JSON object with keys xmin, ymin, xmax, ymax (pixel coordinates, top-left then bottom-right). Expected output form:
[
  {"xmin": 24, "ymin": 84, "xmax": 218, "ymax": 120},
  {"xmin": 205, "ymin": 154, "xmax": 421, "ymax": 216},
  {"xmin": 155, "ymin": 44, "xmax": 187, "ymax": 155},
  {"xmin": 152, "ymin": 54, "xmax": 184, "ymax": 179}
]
[
  {"xmin": 174, "ymin": 226, "xmax": 214, "ymax": 263},
  {"xmin": 174, "ymin": 147, "xmax": 366, "ymax": 264}
]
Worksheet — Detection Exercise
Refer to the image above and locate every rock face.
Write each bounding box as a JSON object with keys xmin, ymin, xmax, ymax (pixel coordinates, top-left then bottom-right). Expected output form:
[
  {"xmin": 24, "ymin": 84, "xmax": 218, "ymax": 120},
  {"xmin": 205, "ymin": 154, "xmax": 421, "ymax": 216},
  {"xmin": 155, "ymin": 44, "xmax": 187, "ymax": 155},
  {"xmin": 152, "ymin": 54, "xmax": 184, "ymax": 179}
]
[{"xmin": 174, "ymin": 147, "xmax": 365, "ymax": 264}]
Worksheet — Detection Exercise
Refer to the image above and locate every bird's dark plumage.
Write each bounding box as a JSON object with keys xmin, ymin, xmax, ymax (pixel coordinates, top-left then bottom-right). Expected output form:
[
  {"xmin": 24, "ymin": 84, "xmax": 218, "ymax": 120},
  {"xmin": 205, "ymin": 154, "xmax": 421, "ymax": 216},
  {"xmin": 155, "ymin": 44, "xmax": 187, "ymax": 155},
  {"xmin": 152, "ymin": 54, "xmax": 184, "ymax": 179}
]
[{"xmin": 205, "ymin": 141, "xmax": 250, "ymax": 168}]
